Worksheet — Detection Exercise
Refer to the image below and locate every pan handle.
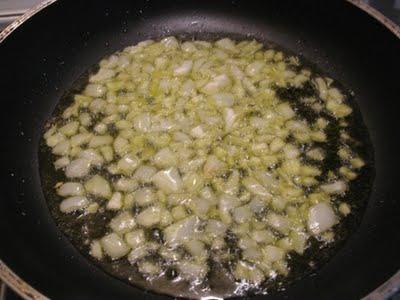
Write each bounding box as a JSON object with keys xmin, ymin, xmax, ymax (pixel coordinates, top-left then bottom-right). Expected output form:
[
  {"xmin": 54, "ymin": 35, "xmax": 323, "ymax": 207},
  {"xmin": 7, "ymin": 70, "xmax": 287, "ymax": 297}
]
[{"xmin": 0, "ymin": 280, "xmax": 6, "ymax": 300}]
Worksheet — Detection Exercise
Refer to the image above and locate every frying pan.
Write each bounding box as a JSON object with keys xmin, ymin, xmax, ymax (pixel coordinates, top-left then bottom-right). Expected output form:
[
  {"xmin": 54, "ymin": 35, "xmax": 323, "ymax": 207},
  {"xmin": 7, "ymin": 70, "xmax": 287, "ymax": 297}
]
[{"xmin": 0, "ymin": 0, "xmax": 399, "ymax": 299}]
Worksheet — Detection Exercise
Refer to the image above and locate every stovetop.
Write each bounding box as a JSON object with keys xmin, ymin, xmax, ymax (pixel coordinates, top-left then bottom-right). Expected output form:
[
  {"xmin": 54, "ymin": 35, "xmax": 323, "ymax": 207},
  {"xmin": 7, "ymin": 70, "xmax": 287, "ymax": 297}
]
[{"xmin": 0, "ymin": 1, "xmax": 399, "ymax": 300}]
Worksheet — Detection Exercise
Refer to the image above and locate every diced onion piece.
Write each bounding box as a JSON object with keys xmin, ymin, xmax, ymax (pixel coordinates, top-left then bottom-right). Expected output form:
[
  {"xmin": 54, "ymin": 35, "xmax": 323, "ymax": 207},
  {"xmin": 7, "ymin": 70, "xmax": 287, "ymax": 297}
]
[
  {"xmin": 224, "ymin": 108, "xmax": 237, "ymax": 130},
  {"xmin": 101, "ymin": 233, "xmax": 130, "ymax": 260},
  {"xmin": 219, "ymin": 194, "xmax": 240, "ymax": 224},
  {"xmin": 201, "ymin": 74, "xmax": 231, "ymax": 95},
  {"xmin": 90, "ymin": 68, "xmax": 115, "ymax": 82},
  {"xmin": 321, "ymin": 180, "xmax": 347, "ymax": 195},
  {"xmin": 242, "ymin": 177, "xmax": 271, "ymax": 197},
  {"xmin": 54, "ymin": 157, "xmax": 70, "ymax": 169},
  {"xmin": 127, "ymin": 245, "xmax": 149, "ymax": 263},
  {"xmin": 308, "ymin": 202, "xmax": 338, "ymax": 235},
  {"xmin": 136, "ymin": 206, "xmax": 161, "ymax": 227},
  {"xmin": 266, "ymin": 213, "xmax": 290, "ymax": 234},
  {"xmin": 174, "ymin": 60, "xmax": 193, "ymax": 76},
  {"xmin": 183, "ymin": 172, "xmax": 204, "ymax": 193},
  {"xmin": 79, "ymin": 149, "xmax": 104, "ymax": 167},
  {"xmin": 153, "ymin": 148, "xmax": 177, "ymax": 168},
  {"xmin": 205, "ymin": 219, "xmax": 227, "ymax": 237},
  {"xmin": 187, "ymin": 197, "xmax": 211, "ymax": 218},
  {"xmin": 52, "ymin": 140, "xmax": 70, "ymax": 156},
  {"xmin": 251, "ymin": 230, "xmax": 275, "ymax": 244},
  {"xmin": 277, "ymin": 102, "xmax": 295, "ymax": 119},
  {"xmin": 233, "ymin": 261, "xmax": 264, "ymax": 285},
  {"xmin": 117, "ymin": 154, "xmax": 139, "ymax": 175},
  {"xmin": 184, "ymin": 239, "xmax": 207, "ymax": 260},
  {"xmin": 85, "ymin": 84, "xmax": 106, "ymax": 97},
  {"xmin": 133, "ymin": 113, "xmax": 151, "ymax": 132},
  {"xmin": 233, "ymin": 206, "xmax": 253, "ymax": 223},
  {"xmin": 264, "ymin": 245, "xmax": 285, "ymax": 262},
  {"xmin": 215, "ymin": 38, "xmax": 236, "ymax": 52},
  {"xmin": 339, "ymin": 202, "xmax": 351, "ymax": 216},
  {"xmin": 71, "ymin": 133, "xmax": 92, "ymax": 147},
  {"xmin": 60, "ymin": 196, "xmax": 89, "ymax": 213},
  {"xmin": 125, "ymin": 229, "xmax": 145, "ymax": 248},
  {"xmin": 245, "ymin": 61, "xmax": 264, "ymax": 77},
  {"xmin": 177, "ymin": 260, "xmax": 209, "ymax": 282},
  {"xmin": 138, "ymin": 261, "xmax": 161, "ymax": 276},
  {"xmin": 203, "ymin": 155, "xmax": 224, "ymax": 178},
  {"xmin": 65, "ymin": 158, "xmax": 91, "ymax": 178},
  {"xmin": 110, "ymin": 211, "xmax": 136, "ymax": 233},
  {"xmin": 306, "ymin": 148, "xmax": 325, "ymax": 161},
  {"xmin": 85, "ymin": 175, "xmax": 112, "ymax": 198},
  {"xmin": 134, "ymin": 188, "xmax": 156, "ymax": 207},
  {"xmin": 190, "ymin": 125, "xmax": 206, "ymax": 138},
  {"xmin": 269, "ymin": 138, "xmax": 285, "ymax": 153},
  {"xmin": 164, "ymin": 216, "xmax": 200, "ymax": 247},
  {"xmin": 213, "ymin": 93, "xmax": 234, "ymax": 107},
  {"xmin": 107, "ymin": 192, "xmax": 123, "ymax": 210},
  {"xmin": 89, "ymin": 135, "xmax": 113, "ymax": 148},
  {"xmin": 114, "ymin": 178, "xmax": 138, "ymax": 192},
  {"xmin": 59, "ymin": 121, "xmax": 79, "ymax": 136},
  {"xmin": 89, "ymin": 240, "xmax": 103, "ymax": 259},
  {"xmin": 152, "ymin": 168, "xmax": 182, "ymax": 194},
  {"xmin": 134, "ymin": 165, "xmax": 157, "ymax": 183},
  {"xmin": 57, "ymin": 182, "xmax": 85, "ymax": 197}
]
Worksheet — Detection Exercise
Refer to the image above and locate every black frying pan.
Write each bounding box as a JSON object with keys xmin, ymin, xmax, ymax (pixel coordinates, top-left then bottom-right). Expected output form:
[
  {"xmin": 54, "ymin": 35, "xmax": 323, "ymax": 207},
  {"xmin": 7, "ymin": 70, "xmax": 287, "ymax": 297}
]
[{"xmin": 0, "ymin": 1, "xmax": 399, "ymax": 299}]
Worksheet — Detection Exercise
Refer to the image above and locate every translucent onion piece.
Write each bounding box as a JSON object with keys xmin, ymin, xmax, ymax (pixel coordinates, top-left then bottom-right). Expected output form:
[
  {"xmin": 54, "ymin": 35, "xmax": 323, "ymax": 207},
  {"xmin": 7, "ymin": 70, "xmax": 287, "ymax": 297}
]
[{"xmin": 308, "ymin": 203, "xmax": 338, "ymax": 235}]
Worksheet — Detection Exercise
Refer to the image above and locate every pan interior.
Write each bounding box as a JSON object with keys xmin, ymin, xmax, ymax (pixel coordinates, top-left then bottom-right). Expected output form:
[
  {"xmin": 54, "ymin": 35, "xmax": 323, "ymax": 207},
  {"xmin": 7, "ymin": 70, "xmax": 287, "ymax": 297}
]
[{"xmin": 39, "ymin": 35, "xmax": 374, "ymax": 299}]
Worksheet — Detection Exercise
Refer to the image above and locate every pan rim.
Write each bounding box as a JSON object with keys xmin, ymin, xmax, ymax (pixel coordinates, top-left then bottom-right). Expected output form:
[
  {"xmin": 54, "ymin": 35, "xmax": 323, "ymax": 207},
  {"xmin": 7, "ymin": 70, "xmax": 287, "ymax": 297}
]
[{"xmin": 0, "ymin": 0, "xmax": 399, "ymax": 299}]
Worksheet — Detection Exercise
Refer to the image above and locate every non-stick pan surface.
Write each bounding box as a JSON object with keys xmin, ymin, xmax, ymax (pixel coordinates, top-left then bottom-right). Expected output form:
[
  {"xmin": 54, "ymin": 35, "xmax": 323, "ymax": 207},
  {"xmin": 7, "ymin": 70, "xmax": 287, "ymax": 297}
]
[{"xmin": 0, "ymin": 1, "xmax": 399, "ymax": 299}]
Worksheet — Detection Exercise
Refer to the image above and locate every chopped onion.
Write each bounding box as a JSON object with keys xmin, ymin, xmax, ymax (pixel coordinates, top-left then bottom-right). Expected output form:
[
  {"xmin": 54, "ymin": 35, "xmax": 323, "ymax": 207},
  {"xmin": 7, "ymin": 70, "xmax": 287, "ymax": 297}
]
[
  {"xmin": 264, "ymin": 245, "xmax": 285, "ymax": 262},
  {"xmin": 125, "ymin": 229, "xmax": 145, "ymax": 248},
  {"xmin": 177, "ymin": 260, "xmax": 208, "ymax": 282},
  {"xmin": 85, "ymin": 175, "xmax": 112, "ymax": 198},
  {"xmin": 89, "ymin": 240, "xmax": 103, "ymax": 259},
  {"xmin": 213, "ymin": 93, "xmax": 234, "ymax": 107},
  {"xmin": 133, "ymin": 165, "xmax": 157, "ymax": 183},
  {"xmin": 242, "ymin": 177, "xmax": 271, "ymax": 197},
  {"xmin": 174, "ymin": 60, "xmax": 193, "ymax": 76},
  {"xmin": 85, "ymin": 84, "xmax": 106, "ymax": 97},
  {"xmin": 79, "ymin": 149, "xmax": 104, "ymax": 167},
  {"xmin": 201, "ymin": 74, "xmax": 231, "ymax": 95},
  {"xmin": 164, "ymin": 216, "xmax": 200, "ymax": 247},
  {"xmin": 190, "ymin": 125, "xmax": 206, "ymax": 139},
  {"xmin": 308, "ymin": 203, "xmax": 337, "ymax": 235},
  {"xmin": 127, "ymin": 244, "xmax": 149, "ymax": 263},
  {"xmin": 203, "ymin": 155, "xmax": 224, "ymax": 178},
  {"xmin": 233, "ymin": 206, "xmax": 253, "ymax": 223},
  {"xmin": 43, "ymin": 37, "xmax": 365, "ymax": 287},
  {"xmin": 152, "ymin": 168, "xmax": 182, "ymax": 194},
  {"xmin": 60, "ymin": 196, "xmax": 89, "ymax": 213},
  {"xmin": 110, "ymin": 211, "xmax": 136, "ymax": 233},
  {"xmin": 134, "ymin": 188, "xmax": 156, "ymax": 207},
  {"xmin": 114, "ymin": 177, "xmax": 138, "ymax": 192},
  {"xmin": 321, "ymin": 180, "xmax": 347, "ymax": 195},
  {"xmin": 153, "ymin": 148, "xmax": 177, "ymax": 168},
  {"xmin": 52, "ymin": 140, "xmax": 70, "ymax": 156},
  {"xmin": 266, "ymin": 213, "xmax": 290, "ymax": 234},
  {"xmin": 54, "ymin": 157, "xmax": 70, "ymax": 170},
  {"xmin": 117, "ymin": 154, "xmax": 139, "ymax": 175},
  {"xmin": 107, "ymin": 192, "xmax": 123, "ymax": 210},
  {"xmin": 57, "ymin": 182, "xmax": 85, "ymax": 197},
  {"xmin": 205, "ymin": 219, "xmax": 227, "ymax": 237},
  {"xmin": 101, "ymin": 233, "xmax": 130, "ymax": 260},
  {"xmin": 90, "ymin": 68, "xmax": 115, "ymax": 82},
  {"xmin": 136, "ymin": 206, "xmax": 161, "ymax": 227},
  {"xmin": 65, "ymin": 158, "xmax": 91, "ymax": 178}
]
